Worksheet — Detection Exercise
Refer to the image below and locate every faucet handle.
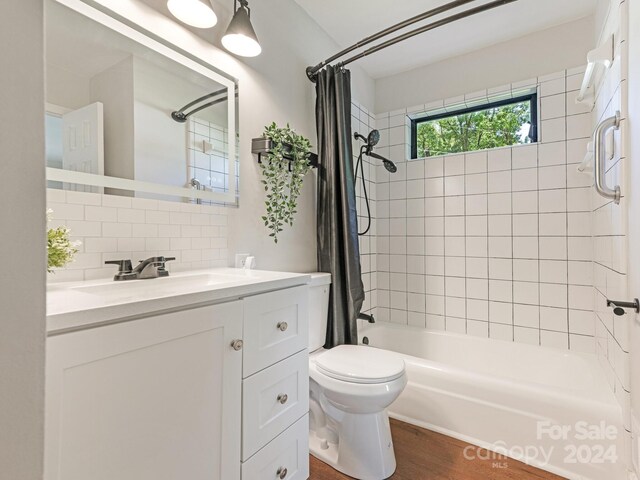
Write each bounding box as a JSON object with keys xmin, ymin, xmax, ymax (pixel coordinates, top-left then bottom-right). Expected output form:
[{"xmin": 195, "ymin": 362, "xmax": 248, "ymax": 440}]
[
  {"xmin": 105, "ymin": 260, "xmax": 136, "ymax": 281},
  {"xmin": 105, "ymin": 259, "xmax": 133, "ymax": 272}
]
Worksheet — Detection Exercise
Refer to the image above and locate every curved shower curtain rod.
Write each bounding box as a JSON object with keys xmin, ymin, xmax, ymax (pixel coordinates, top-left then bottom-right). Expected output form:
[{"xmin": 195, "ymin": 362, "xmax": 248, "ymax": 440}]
[
  {"xmin": 171, "ymin": 86, "xmax": 239, "ymax": 123},
  {"xmin": 306, "ymin": 0, "xmax": 519, "ymax": 82}
]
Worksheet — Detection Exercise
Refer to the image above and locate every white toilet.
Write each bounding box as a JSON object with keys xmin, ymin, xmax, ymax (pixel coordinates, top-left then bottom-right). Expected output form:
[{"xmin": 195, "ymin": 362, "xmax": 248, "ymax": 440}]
[{"xmin": 308, "ymin": 273, "xmax": 407, "ymax": 480}]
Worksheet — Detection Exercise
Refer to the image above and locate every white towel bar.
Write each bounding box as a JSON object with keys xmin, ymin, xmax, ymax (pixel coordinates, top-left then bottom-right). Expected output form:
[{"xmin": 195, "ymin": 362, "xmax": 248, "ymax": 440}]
[
  {"xmin": 577, "ymin": 141, "xmax": 594, "ymax": 174},
  {"xmin": 576, "ymin": 35, "xmax": 614, "ymax": 106}
]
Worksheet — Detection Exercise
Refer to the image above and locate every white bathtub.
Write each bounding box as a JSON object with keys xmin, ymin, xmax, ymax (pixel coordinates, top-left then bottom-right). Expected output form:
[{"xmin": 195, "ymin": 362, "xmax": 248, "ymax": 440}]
[{"xmin": 359, "ymin": 322, "xmax": 627, "ymax": 480}]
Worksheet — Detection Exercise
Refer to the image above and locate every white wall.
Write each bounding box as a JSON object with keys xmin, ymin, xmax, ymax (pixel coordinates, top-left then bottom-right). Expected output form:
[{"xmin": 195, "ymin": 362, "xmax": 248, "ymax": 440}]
[
  {"xmin": 0, "ymin": 0, "xmax": 46, "ymax": 478},
  {"xmin": 375, "ymin": 16, "xmax": 594, "ymax": 114},
  {"xmin": 91, "ymin": 57, "xmax": 136, "ymax": 182},
  {"xmin": 222, "ymin": 0, "xmax": 375, "ymax": 272},
  {"xmin": 587, "ymin": 0, "xmax": 633, "ymax": 470},
  {"xmin": 625, "ymin": 0, "xmax": 640, "ymax": 474},
  {"xmin": 75, "ymin": 0, "xmax": 375, "ymax": 274}
]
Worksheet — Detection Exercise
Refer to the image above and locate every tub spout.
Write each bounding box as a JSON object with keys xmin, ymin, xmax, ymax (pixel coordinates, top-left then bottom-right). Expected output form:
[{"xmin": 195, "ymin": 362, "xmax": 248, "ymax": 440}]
[{"xmin": 358, "ymin": 312, "xmax": 376, "ymax": 323}]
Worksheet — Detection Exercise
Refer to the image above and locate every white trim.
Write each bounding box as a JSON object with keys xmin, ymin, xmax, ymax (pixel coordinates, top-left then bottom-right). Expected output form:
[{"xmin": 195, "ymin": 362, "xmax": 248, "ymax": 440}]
[
  {"xmin": 45, "ymin": 103, "xmax": 72, "ymax": 116},
  {"xmin": 49, "ymin": 0, "xmax": 237, "ymax": 203}
]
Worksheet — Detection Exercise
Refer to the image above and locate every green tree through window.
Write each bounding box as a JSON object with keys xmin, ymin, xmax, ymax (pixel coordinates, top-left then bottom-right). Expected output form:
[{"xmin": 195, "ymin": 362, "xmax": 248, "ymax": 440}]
[{"xmin": 413, "ymin": 97, "xmax": 535, "ymax": 158}]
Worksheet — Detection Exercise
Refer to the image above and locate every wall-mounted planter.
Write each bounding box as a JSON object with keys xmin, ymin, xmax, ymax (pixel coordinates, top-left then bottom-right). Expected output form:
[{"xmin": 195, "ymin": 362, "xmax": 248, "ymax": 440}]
[{"xmin": 251, "ymin": 138, "xmax": 319, "ymax": 170}]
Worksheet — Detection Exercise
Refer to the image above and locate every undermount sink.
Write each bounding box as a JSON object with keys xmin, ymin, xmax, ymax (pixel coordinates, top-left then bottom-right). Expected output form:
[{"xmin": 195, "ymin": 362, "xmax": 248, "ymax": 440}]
[{"xmin": 70, "ymin": 272, "xmax": 246, "ymax": 296}]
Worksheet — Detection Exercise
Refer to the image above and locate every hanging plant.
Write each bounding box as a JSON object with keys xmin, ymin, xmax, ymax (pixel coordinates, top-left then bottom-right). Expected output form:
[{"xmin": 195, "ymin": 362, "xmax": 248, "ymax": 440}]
[{"xmin": 260, "ymin": 122, "xmax": 312, "ymax": 243}]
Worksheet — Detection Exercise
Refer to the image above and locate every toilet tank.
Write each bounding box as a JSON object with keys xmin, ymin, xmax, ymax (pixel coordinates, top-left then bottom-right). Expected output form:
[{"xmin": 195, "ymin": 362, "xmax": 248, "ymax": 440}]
[{"xmin": 308, "ymin": 272, "xmax": 331, "ymax": 351}]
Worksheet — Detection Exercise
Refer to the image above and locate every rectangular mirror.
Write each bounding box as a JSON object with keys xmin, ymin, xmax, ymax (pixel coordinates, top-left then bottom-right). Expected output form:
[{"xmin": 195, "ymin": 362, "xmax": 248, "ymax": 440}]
[{"xmin": 45, "ymin": 0, "xmax": 238, "ymax": 204}]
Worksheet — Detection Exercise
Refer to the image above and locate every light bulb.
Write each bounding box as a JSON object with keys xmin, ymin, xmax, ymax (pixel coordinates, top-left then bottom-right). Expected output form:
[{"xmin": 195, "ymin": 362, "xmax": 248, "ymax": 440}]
[{"xmin": 167, "ymin": 0, "xmax": 217, "ymax": 29}]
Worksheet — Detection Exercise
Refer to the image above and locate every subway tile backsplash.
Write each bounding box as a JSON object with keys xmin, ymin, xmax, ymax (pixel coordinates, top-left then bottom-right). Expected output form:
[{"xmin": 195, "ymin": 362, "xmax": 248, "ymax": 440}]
[{"xmin": 47, "ymin": 189, "xmax": 229, "ymax": 282}]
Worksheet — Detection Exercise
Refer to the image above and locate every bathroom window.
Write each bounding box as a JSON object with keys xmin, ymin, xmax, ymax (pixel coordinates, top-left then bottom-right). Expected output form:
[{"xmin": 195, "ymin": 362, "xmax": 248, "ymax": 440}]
[{"xmin": 410, "ymin": 94, "xmax": 538, "ymax": 158}]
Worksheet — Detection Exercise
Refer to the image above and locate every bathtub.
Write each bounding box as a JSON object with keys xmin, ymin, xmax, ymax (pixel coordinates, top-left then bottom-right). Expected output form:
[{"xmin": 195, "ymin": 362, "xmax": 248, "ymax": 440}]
[{"xmin": 359, "ymin": 322, "xmax": 627, "ymax": 480}]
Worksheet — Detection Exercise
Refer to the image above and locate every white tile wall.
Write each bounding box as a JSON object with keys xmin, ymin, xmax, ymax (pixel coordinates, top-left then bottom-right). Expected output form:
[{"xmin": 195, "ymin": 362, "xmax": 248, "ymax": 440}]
[
  {"xmin": 373, "ymin": 67, "xmax": 596, "ymax": 352},
  {"xmin": 188, "ymin": 117, "xmax": 231, "ymax": 194},
  {"xmin": 352, "ymin": 100, "xmax": 378, "ymax": 318},
  {"xmin": 591, "ymin": 0, "xmax": 632, "ymax": 447},
  {"xmin": 47, "ymin": 188, "xmax": 229, "ymax": 282}
]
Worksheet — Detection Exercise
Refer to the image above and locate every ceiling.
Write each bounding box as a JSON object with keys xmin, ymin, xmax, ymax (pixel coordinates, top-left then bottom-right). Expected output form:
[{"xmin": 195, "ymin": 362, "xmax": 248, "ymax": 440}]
[{"xmin": 293, "ymin": 0, "xmax": 598, "ymax": 79}]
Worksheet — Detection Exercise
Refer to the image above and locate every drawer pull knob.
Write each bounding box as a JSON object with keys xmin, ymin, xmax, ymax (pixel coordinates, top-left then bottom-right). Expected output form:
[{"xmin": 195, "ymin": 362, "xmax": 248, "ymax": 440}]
[
  {"xmin": 230, "ymin": 339, "xmax": 243, "ymax": 351},
  {"xmin": 277, "ymin": 322, "xmax": 288, "ymax": 332},
  {"xmin": 277, "ymin": 466, "xmax": 288, "ymax": 479},
  {"xmin": 277, "ymin": 393, "xmax": 288, "ymax": 405}
]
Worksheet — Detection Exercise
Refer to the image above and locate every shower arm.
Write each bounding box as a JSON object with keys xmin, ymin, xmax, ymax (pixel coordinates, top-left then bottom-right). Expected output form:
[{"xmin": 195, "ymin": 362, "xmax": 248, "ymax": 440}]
[
  {"xmin": 306, "ymin": 0, "xmax": 519, "ymax": 80},
  {"xmin": 365, "ymin": 151, "xmax": 389, "ymax": 163}
]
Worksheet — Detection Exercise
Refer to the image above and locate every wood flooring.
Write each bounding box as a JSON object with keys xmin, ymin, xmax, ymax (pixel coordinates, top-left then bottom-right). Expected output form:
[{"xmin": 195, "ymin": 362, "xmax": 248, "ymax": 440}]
[{"xmin": 309, "ymin": 419, "xmax": 565, "ymax": 480}]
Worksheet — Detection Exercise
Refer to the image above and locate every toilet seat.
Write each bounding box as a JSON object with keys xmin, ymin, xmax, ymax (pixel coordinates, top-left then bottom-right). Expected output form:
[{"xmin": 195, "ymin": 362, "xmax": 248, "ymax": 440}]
[{"xmin": 315, "ymin": 345, "xmax": 405, "ymax": 384}]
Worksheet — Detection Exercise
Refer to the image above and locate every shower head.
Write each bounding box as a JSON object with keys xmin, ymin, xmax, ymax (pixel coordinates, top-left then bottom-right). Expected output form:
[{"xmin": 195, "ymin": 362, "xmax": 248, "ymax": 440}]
[
  {"xmin": 383, "ymin": 159, "xmax": 398, "ymax": 173},
  {"xmin": 354, "ymin": 130, "xmax": 397, "ymax": 173},
  {"xmin": 367, "ymin": 151, "xmax": 398, "ymax": 174},
  {"xmin": 367, "ymin": 129, "xmax": 380, "ymax": 147},
  {"xmin": 354, "ymin": 129, "xmax": 380, "ymax": 148}
]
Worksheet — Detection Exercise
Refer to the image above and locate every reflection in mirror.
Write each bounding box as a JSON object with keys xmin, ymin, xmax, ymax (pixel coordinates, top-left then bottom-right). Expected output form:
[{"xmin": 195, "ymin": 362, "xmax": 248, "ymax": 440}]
[{"xmin": 44, "ymin": 0, "xmax": 238, "ymax": 203}]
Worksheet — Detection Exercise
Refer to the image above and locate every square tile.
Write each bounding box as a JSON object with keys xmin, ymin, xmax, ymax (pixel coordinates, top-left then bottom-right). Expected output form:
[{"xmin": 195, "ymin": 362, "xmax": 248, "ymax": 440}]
[
  {"xmin": 513, "ymin": 214, "xmax": 538, "ymax": 236},
  {"xmin": 490, "ymin": 301, "xmax": 513, "ymax": 324},
  {"xmin": 512, "ymin": 168, "xmax": 538, "ymax": 191},
  {"xmin": 488, "ymin": 171, "xmax": 511, "ymax": 193},
  {"xmin": 514, "ymin": 304, "xmax": 540, "ymax": 328},
  {"xmin": 540, "ymin": 307, "xmax": 568, "ymax": 332},
  {"xmin": 539, "ymin": 260, "xmax": 568, "ymax": 284},
  {"xmin": 488, "ymin": 215, "xmax": 511, "ymax": 236},
  {"xmin": 488, "ymin": 193, "xmax": 512, "ymax": 214},
  {"xmin": 513, "ymin": 259, "xmax": 538, "ymax": 282},
  {"xmin": 488, "ymin": 148, "xmax": 511, "ymax": 172},
  {"xmin": 512, "ymin": 145, "xmax": 538, "ymax": 169},
  {"xmin": 489, "ymin": 258, "xmax": 513, "ymax": 280}
]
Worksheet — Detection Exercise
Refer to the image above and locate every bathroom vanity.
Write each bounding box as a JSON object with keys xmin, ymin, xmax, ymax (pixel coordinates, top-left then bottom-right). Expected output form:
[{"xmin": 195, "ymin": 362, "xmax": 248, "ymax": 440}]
[{"xmin": 46, "ymin": 269, "xmax": 311, "ymax": 480}]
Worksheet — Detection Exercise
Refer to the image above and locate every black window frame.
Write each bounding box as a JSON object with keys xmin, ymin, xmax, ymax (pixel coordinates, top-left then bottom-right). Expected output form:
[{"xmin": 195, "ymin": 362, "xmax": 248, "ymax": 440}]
[{"xmin": 410, "ymin": 93, "xmax": 538, "ymax": 159}]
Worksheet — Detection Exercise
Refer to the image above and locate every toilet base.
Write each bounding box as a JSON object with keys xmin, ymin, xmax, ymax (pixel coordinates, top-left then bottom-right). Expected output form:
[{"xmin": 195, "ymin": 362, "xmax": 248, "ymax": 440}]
[{"xmin": 309, "ymin": 409, "xmax": 397, "ymax": 480}]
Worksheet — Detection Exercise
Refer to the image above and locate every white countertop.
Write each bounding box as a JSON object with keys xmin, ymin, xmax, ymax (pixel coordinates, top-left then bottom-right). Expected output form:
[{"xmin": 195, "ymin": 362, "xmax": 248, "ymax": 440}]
[{"xmin": 47, "ymin": 268, "xmax": 311, "ymax": 335}]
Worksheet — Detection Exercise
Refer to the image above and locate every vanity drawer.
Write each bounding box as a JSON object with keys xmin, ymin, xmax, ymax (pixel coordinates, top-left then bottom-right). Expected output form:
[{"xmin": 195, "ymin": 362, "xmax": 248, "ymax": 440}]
[
  {"xmin": 242, "ymin": 350, "xmax": 309, "ymax": 460},
  {"xmin": 242, "ymin": 414, "xmax": 309, "ymax": 480},
  {"xmin": 242, "ymin": 285, "xmax": 308, "ymax": 377}
]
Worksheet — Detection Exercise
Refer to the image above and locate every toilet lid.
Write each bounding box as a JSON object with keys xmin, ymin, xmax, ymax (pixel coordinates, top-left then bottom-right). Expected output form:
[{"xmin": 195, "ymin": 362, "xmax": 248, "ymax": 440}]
[{"xmin": 315, "ymin": 345, "xmax": 405, "ymax": 384}]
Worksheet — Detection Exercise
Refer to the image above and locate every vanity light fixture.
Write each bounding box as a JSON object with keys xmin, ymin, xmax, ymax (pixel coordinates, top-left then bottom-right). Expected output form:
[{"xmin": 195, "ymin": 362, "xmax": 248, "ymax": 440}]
[
  {"xmin": 221, "ymin": 0, "xmax": 261, "ymax": 57},
  {"xmin": 167, "ymin": 0, "xmax": 218, "ymax": 29}
]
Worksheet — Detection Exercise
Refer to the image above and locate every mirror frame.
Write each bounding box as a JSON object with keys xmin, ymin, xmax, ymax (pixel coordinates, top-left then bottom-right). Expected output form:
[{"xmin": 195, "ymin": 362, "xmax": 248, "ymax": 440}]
[{"xmin": 47, "ymin": 0, "xmax": 238, "ymax": 204}]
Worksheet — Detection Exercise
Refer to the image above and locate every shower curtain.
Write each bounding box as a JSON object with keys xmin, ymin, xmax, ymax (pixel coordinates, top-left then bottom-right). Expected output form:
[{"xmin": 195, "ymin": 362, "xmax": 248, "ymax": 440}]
[{"xmin": 315, "ymin": 66, "xmax": 365, "ymax": 348}]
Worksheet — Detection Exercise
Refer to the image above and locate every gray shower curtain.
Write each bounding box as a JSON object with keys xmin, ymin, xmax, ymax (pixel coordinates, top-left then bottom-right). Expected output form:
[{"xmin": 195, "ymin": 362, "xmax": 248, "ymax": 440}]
[{"xmin": 315, "ymin": 66, "xmax": 365, "ymax": 348}]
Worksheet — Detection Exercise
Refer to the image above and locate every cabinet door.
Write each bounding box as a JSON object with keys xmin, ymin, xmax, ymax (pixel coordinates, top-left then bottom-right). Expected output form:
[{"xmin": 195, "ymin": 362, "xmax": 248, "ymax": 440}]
[{"xmin": 45, "ymin": 302, "xmax": 243, "ymax": 480}]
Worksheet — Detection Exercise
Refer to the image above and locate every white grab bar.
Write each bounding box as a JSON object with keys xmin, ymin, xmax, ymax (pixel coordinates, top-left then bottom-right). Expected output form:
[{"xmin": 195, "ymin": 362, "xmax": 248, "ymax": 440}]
[
  {"xmin": 576, "ymin": 35, "xmax": 614, "ymax": 105},
  {"xmin": 593, "ymin": 111, "xmax": 621, "ymax": 204}
]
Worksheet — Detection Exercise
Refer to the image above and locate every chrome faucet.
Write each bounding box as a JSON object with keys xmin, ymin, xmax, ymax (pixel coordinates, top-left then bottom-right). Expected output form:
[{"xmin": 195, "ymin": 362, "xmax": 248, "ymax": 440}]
[{"xmin": 105, "ymin": 256, "xmax": 175, "ymax": 281}]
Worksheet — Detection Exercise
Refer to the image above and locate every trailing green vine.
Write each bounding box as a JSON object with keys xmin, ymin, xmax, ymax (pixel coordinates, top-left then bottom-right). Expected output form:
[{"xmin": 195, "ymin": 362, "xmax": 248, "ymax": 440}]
[{"xmin": 260, "ymin": 122, "xmax": 312, "ymax": 243}]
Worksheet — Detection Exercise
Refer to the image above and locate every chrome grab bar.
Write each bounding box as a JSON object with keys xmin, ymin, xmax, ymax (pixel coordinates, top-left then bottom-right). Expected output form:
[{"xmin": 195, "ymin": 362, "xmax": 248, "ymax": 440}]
[{"xmin": 593, "ymin": 111, "xmax": 621, "ymax": 204}]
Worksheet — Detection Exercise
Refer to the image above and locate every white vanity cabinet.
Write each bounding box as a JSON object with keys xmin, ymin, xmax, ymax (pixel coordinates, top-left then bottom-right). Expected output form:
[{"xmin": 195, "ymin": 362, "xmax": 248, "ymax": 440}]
[
  {"xmin": 241, "ymin": 285, "xmax": 310, "ymax": 480},
  {"xmin": 45, "ymin": 301, "xmax": 244, "ymax": 480},
  {"xmin": 45, "ymin": 281, "xmax": 310, "ymax": 480}
]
